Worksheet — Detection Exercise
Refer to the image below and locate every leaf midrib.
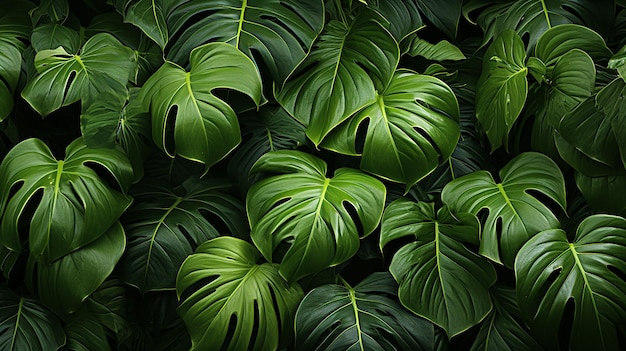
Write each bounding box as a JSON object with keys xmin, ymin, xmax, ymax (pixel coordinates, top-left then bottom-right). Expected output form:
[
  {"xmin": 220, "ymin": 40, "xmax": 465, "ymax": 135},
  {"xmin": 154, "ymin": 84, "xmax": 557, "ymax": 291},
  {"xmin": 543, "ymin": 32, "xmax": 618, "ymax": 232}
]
[
  {"xmin": 569, "ymin": 243, "xmax": 604, "ymax": 346},
  {"xmin": 9, "ymin": 297, "xmax": 24, "ymax": 351}
]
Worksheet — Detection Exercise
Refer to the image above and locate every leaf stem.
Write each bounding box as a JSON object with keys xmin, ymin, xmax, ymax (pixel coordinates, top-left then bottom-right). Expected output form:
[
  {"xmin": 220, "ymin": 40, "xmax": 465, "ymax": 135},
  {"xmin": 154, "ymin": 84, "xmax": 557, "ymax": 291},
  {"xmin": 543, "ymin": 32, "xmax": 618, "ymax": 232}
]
[{"xmin": 539, "ymin": 0, "xmax": 552, "ymax": 28}]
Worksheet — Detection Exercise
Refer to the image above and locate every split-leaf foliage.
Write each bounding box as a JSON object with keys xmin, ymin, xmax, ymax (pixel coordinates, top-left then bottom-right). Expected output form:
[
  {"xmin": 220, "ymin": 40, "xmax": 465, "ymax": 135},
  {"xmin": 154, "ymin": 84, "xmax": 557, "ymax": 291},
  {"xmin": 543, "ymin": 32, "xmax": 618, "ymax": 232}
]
[{"xmin": 1, "ymin": 0, "xmax": 626, "ymax": 350}]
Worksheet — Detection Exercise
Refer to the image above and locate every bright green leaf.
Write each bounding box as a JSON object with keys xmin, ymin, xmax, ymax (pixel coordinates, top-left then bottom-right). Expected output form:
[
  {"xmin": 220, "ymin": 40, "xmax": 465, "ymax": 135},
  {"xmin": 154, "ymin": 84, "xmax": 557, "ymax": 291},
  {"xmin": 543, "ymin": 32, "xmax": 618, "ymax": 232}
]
[
  {"xmin": 441, "ymin": 152, "xmax": 566, "ymax": 267},
  {"xmin": 176, "ymin": 236, "xmax": 304, "ymax": 351},
  {"xmin": 295, "ymin": 272, "xmax": 434, "ymax": 350},
  {"xmin": 516, "ymin": 215, "xmax": 626, "ymax": 351},
  {"xmin": 535, "ymin": 23, "xmax": 612, "ymax": 64},
  {"xmin": 247, "ymin": 150, "xmax": 386, "ymax": 283},
  {"xmin": 30, "ymin": 23, "xmax": 80, "ymax": 52},
  {"xmin": 380, "ymin": 200, "xmax": 496, "ymax": 337},
  {"xmin": 139, "ymin": 42, "xmax": 262, "ymax": 171},
  {"xmin": 405, "ymin": 37, "xmax": 466, "ymax": 61}
]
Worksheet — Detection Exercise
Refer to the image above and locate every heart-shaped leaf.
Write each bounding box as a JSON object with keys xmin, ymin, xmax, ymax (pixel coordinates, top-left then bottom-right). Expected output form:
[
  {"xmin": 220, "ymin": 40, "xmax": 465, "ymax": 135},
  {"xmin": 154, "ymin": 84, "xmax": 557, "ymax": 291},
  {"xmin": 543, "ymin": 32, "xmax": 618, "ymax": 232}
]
[
  {"xmin": 176, "ymin": 236, "xmax": 304, "ymax": 351},
  {"xmin": 166, "ymin": 0, "xmax": 324, "ymax": 82},
  {"xmin": 121, "ymin": 177, "xmax": 247, "ymax": 292},
  {"xmin": 21, "ymin": 33, "xmax": 137, "ymax": 117},
  {"xmin": 470, "ymin": 285, "xmax": 544, "ymax": 351},
  {"xmin": 295, "ymin": 272, "xmax": 434, "ymax": 351},
  {"xmin": 276, "ymin": 12, "xmax": 399, "ymax": 145},
  {"xmin": 321, "ymin": 70, "xmax": 460, "ymax": 188},
  {"xmin": 475, "ymin": 30, "xmax": 528, "ymax": 151},
  {"xmin": 534, "ymin": 24, "xmax": 612, "ymax": 65},
  {"xmin": 441, "ymin": 152, "xmax": 566, "ymax": 267},
  {"xmin": 380, "ymin": 200, "xmax": 496, "ymax": 337},
  {"xmin": 0, "ymin": 287, "xmax": 66, "ymax": 351},
  {"xmin": 139, "ymin": 42, "xmax": 262, "ymax": 171},
  {"xmin": 247, "ymin": 150, "xmax": 386, "ymax": 283},
  {"xmin": 26, "ymin": 222, "xmax": 126, "ymax": 315},
  {"xmin": 515, "ymin": 214, "xmax": 626, "ymax": 351},
  {"xmin": 0, "ymin": 138, "xmax": 133, "ymax": 262}
]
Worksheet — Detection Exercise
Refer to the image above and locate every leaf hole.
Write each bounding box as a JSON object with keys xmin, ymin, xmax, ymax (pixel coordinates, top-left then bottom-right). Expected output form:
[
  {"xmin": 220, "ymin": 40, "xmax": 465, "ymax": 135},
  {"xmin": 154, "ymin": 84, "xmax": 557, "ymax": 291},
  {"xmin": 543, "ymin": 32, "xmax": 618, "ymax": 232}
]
[
  {"xmin": 64, "ymin": 70, "xmax": 77, "ymax": 95},
  {"xmin": 84, "ymin": 161, "xmax": 123, "ymax": 193},
  {"xmin": 268, "ymin": 285, "xmax": 282, "ymax": 328},
  {"xmin": 413, "ymin": 126, "xmax": 443, "ymax": 160},
  {"xmin": 608, "ymin": 265, "xmax": 626, "ymax": 283},
  {"xmin": 525, "ymin": 189, "xmax": 563, "ymax": 217},
  {"xmin": 223, "ymin": 313, "xmax": 238, "ymax": 351},
  {"xmin": 198, "ymin": 209, "xmax": 228, "ymax": 237},
  {"xmin": 163, "ymin": 105, "xmax": 177, "ymax": 156},
  {"xmin": 354, "ymin": 118, "xmax": 370, "ymax": 154},
  {"xmin": 269, "ymin": 197, "xmax": 290, "ymax": 212},
  {"xmin": 249, "ymin": 300, "xmax": 260, "ymax": 349},
  {"xmin": 520, "ymin": 32, "xmax": 530, "ymax": 49},
  {"xmin": 178, "ymin": 276, "xmax": 218, "ymax": 302},
  {"xmin": 19, "ymin": 187, "xmax": 44, "ymax": 242},
  {"xmin": 558, "ymin": 297, "xmax": 575, "ymax": 350},
  {"xmin": 343, "ymin": 201, "xmax": 364, "ymax": 237},
  {"xmin": 176, "ymin": 224, "xmax": 197, "ymax": 248}
]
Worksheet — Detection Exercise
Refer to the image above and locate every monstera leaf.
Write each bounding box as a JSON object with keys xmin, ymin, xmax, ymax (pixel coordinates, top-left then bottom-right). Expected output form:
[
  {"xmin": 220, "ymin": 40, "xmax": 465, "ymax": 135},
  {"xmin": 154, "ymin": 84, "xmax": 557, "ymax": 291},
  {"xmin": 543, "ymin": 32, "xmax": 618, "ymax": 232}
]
[
  {"xmin": 166, "ymin": 0, "xmax": 324, "ymax": 82},
  {"xmin": 516, "ymin": 215, "xmax": 626, "ymax": 351},
  {"xmin": 276, "ymin": 12, "xmax": 399, "ymax": 145},
  {"xmin": 0, "ymin": 138, "xmax": 133, "ymax": 262},
  {"xmin": 441, "ymin": 152, "xmax": 566, "ymax": 267},
  {"xmin": 0, "ymin": 287, "xmax": 66, "ymax": 351},
  {"xmin": 534, "ymin": 24, "xmax": 612, "ymax": 65},
  {"xmin": 295, "ymin": 272, "xmax": 434, "ymax": 351},
  {"xmin": 121, "ymin": 177, "xmax": 247, "ymax": 292},
  {"xmin": 247, "ymin": 150, "xmax": 386, "ymax": 283},
  {"xmin": 380, "ymin": 200, "xmax": 496, "ymax": 337},
  {"xmin": 113, "ymin": 0, "xmax": 168, "ymax": 49},
  {"xmin": 176, "ymin": 236, "xmax": 304, "ymax": 351},
  {"xmin": 0, "ymin": 1, "xmax": 33, "ymax": 121},
  {"xmin": 475, "ymin": 30, "xmax": 528, "ymax": 151},
  {"xmin": 26, "ymin": 222, "xmax": 126, "ymax": 315},
  {"xmin": 470, "ymin": 285, "xmax": 543, "ymax": 351},
  {"xmin": 21, "ymin": 33, "xmax": 136, "ymax": 117},
  {"xmin": 30, "ymin": 23, "xmax": 81, "ymax": 52},
  {"xmin": 321, "ymin": 70, "xmax": 460, "ymax": 188},
  {"xmin": 139, "ymin": 42, "xmax": 262, "ymax": 171}
]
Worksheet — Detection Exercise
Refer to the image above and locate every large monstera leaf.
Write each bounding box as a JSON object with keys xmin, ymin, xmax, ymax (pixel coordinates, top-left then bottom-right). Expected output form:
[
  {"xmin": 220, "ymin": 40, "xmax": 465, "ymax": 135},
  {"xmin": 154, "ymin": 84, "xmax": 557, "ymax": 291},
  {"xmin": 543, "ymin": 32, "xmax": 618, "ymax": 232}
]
[
  {"xmin": 475, "ymin": 30, "xmax": 528, "ymax": 151},
  {"xmin": 247, "ymin": 150, "xmax": 386, "ymax": 283},
  {"xmin": 26, "ymin": 222, "xmax": 126, "ymax": 315},
  {"xmin": 322, "ymin": 70, "xmax": 460, "ymax": 188},
  {"xmin": 295, "ymin": 272, "xmax": 434, "ymax": 351},
  {"xmin": 0, "ymin": 138, "xmax": 133, "ymax": 262},
  {"xmin": 21, "ymin": 33, "xmax": 137, "ymax": 117},
  {"xmin": 380, "ymin": 200, "xmax": 496, "ymax": 337},
  {"xmin": 139, "ymin": 42, "xmax": 262, "ymax": 170},
  {"xmin": 276, "ymin": 12, "xmax": 399, "ymax": 145},
  {"xmin": 516, "ymin": 215, "xmax": 626, "ymax": 351},
  {"xmin": 121, "ymin": 177, "xmax": 247, "ymax": 292},
  {"xmin": 176, "ymin": 236, "xmax": 304, "ymax": 351},
  {"xmin": 0, "ymin": 287, "xmax": 66, "ymax": 351},
  {"xmin": 166, "ymin": 0, "xmax": 324, "ymax": 82},
  {"xmin": 441, "ymin": 152, "xmax": 566, "ymax": 267}
]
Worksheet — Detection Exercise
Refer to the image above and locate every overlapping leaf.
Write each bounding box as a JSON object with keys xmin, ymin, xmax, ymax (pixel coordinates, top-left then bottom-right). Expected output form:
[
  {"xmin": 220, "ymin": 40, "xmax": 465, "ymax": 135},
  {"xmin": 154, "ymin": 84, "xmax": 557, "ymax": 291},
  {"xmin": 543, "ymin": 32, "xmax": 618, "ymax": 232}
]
[
  {"xmin": 0, "ymin": 138, "xmax": 133, "ymax": 262},
  {"xmin": 322, "ymin": 70, "xmax": 460, "ymax": 188},
  {"xmin": 380, "ymin": 200, "xmax": 496, "ymax": 337},
  {"xmin": 176, "ymin": 236, "xmax": 304, "ymax": 351},
  {"xmin": 247, "ymin": 150, "xmax": 386, "ymax": 283},
  {"xmin": 276, "ymin": 12, "xmax": 399, "ymax": 145},
  {"xmin": 475, "ymin": 30, "xmax": 528, "ymax": 151},
  {"xmin": 21, "ymin": 33, "xmax": 136, "ymax": 117},
  {"xmin": 26, "ymin": 222, "xmax": 126, "ymax": 315},
  {"xmin": 166, "ymin": 0, "xmax": 324, "ymax": 82},
  {"xmin": 113, "ymin": 0, "xmax": 168, "ymax": 49},
  {"xmin": 516, "ymin": 215, "xmax": 626, "ymax": 351},
  {"xmin": 121, "ymin": 177, "xmax": 247, "ymax": 292},
  {"xmin": 295, "ymin": 272, "xmax": 433, "ymax": 351},
  {"xmin": 0, "ymin": 287, "xmax": 65, "ymax": 351},
  {"xmin": 441, "ymin": 152, "xmax": 566, "ymax": 267},
  {"xmin": 139, "ymin": 42, "xmax": 262, "ymax": 170}
]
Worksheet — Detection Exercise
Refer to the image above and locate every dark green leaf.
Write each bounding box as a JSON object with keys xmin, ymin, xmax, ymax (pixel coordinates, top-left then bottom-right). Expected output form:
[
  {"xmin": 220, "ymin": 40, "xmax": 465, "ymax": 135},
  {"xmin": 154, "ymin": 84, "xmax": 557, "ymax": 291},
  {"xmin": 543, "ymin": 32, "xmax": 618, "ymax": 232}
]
[
  {"xmin": 380, "ymin": 200, "xmax": 496, "ymax": 337},
  {"xmin": 115, "ymin": 0, "xmax": 168, "ymax": 49},
  {"xmin": 368, "ymin": 0, "xmax": 423, "ymax": 41},
  {"xmin": 405, "ymin": 37, "xmax": 466, "ymax": 61},
  {"xmin": 415, "ymin": 0, "xmax": 462, "ymax": 39},
  {"xmin": 247, "ymin": 150, "xmax": 386, "ymax": 283},
  {"xmin": 535, "ymin": 24, "xmax": 612, "ymax": 65},
  {"xmin": 176, "ymin": 236, "xmax": 304, "ymax": 351},
  {"xmin": 516, "ymin": 215, "xmax": 626, "ymax": 350},
  {"xmin": 30, "ymin": 23, "xmax": 80, "ymax": 52},
  {"xmin": 295, "ymin": 272, "xmax": 434, "ymax": 351}
]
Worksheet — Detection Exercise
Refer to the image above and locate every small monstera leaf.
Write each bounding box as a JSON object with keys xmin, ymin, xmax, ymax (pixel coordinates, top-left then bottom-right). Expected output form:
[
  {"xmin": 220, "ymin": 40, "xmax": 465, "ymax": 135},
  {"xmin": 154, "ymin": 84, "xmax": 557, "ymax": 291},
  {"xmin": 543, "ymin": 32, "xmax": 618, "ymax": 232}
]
[
  {"xmin": 516, "ymin": 215, "xmax": 626, "ymax": 351},
  {"xmin": 295, "ymin": 272, "xmax": 434, "ymax": 351},
  {"xmin": 113, "ymin": 0, "xmax": 168, "ymax": 50},
  {"xmin": 475, "ymin": 30, "xmax": 528, "ymax": 151},
  {"xmin": 121, "ymin": 177, "xmax": 247, "ymax": 292},
  {"xmin": 139, "ymin": 42, "xmax": 262, "ymax": 171},
  {"xmin": 176, "ymin": 236, "xmax": 304, "ymax": 351},
  {"xmin": 26, "ymin": 222, "xmax": 126, "ymax": 315},
  {"xmin": 21, "ymin": 33, "xmax": 137, "ymax": 117},
  {"xmin": 470, "ymin": 285, "xmax": 543, "ymax": 351},
  {"xmin": 276, "ymin": 11, "xmax": 399, "ymax": 145},
  {"xmin": 0, "ymin": 287, "xmax": 66, "ymax": 351},
  {"xmin": 247, "ymin": 150, "xmax": 386, "ymax": 283},
  {"xmin": 380, "ymin": 200, "xmax": 496, "ymax": 338},
  {"xmin": 442, "ymin": 152, "xmax": 566, "ymax": 267},
  {"xmin": 166, "ymin": 0, "xmax": 324, "ymax": 82},
  {"xmin": 321, "ymin": 70, "xmax": 460, "ymax": 188},
  {"xmin": 0, "ymin": 138, "xmax": 133, "ymax": 262}
]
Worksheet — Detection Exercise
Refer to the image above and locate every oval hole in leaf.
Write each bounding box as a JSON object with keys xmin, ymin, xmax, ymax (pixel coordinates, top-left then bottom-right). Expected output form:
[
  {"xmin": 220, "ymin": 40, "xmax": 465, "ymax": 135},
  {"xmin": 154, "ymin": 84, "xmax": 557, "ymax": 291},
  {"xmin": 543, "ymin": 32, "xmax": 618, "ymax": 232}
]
[
  {"xmin": 558, "ymin": 297, "xmax": 575, "ymax": 350},
  {"xmin": 608, "ymin": 265, "xmax": 626, "ymax": 282},
  {"xmin": 343, "ymin": 200, "xmax": 364, "ymax": 237},
  {"xmin": 197, "ymin": 209, "xmax": 228, "ymax": 236},
  {"xmin": 496, "ymin": 216, "xmax": 504, "ymax": 259},
  {"xmin": 179, "ymin": 277, "xmax": 218, "ymax": 301},
  {"xmin": 164, "ymin": 105, "xmax": 177, "ymax": 156},
  {"xmin": 355, "ymin": 118, "xmax": 370, "ymax": 154},
  {"xmin": 19, "ymin": 187, "xmax": 44, "ymax": 239},
  {"xmin": 84, "ymin": 161, "xmax": 123, "ymax": 193},
  {"xmin": 526, "ymin": 188, "xmax": 563, "ymax": 218}
]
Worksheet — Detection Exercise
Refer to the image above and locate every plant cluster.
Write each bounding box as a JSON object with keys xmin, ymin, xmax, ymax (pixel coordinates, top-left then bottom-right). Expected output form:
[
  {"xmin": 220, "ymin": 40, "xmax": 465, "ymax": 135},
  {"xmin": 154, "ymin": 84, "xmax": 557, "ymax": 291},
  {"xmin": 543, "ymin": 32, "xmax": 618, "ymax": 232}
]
[{"xmin": 1, "ymin": 0, "xmax": 626, "ymax": 350}]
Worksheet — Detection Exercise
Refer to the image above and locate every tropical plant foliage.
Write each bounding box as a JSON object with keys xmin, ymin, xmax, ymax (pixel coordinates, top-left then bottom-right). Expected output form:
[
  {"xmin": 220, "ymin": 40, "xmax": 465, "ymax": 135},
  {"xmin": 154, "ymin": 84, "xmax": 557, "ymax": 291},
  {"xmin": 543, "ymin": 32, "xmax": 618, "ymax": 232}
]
[{"xmin": 1, "ymin": 0, "xmax": 626, "ymax": 350}]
